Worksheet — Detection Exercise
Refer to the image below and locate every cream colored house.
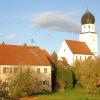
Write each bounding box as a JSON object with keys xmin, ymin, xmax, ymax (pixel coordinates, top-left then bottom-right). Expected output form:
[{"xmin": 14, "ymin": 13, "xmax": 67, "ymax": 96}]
[
  {"xmin": 0, "ymin": 44, "xmax": 52, "ymax": 92},
  {"xmin": 58, "ymin": 10, "xmax": 98, "ymax": 65}
]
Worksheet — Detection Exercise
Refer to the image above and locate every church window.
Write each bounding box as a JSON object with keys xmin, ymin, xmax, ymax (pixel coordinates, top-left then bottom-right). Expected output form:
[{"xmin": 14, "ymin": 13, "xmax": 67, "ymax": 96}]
[
  {"xmin": 88, "ymin": 25, "xmax": 90, "ymax": 28},
  {"xmin": 84, "ymin": 26, "xmax": 85, "ymax": 29},
  {"xmin": 93, "ymin": 37, "xmax": 95, "ymax": 41},
  {"xmin": 64, "ymin": 49, "xmax": 66, "ymax": 52}
]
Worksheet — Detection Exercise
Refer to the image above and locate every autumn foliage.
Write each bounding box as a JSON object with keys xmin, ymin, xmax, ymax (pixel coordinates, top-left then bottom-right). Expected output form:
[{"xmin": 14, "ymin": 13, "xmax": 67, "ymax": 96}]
[{"xmin": 74, "ymin": 57, "xmax": 100, "ymax": 94}]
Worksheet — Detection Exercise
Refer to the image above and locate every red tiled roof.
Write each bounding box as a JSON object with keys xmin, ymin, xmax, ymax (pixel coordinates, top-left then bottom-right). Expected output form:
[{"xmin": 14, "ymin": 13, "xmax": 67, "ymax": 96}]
[
  {"xmin": 65, "ymin": 40, "xmax": 93, "ymax": 55},
  {"xmin": 0, "ymin": 44, "xmax": 51, "ymax": 65}
]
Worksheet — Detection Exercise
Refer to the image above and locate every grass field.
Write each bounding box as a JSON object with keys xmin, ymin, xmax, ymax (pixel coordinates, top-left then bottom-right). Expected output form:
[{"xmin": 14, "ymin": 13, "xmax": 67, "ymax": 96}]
[{"xmin": 38, "ymin": 88, "xmax": 100, "ymax": 100}]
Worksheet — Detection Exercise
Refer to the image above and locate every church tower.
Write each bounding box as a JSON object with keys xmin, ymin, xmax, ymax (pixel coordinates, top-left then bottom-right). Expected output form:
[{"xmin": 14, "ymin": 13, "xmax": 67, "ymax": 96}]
[{"xmin": 79, "ymin": 10, "xmax": 98, "ymax": 56}]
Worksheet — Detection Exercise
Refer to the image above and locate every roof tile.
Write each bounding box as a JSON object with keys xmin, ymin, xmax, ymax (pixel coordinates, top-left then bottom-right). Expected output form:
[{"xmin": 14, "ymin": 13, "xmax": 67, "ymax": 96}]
[
  {"xmin": 65, "ymin": 40, "xmax": 93, "ymax": 55},
  {"xmin": 0, "ymin": 44, "xmax": 50, "ymax": 65}
]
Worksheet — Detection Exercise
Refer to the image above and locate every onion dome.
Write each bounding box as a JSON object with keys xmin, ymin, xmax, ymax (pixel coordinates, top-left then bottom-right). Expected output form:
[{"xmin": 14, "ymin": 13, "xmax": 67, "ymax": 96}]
[{"xmin": 81, "ymin": 10, "xmax": 95, "ymax": 25}]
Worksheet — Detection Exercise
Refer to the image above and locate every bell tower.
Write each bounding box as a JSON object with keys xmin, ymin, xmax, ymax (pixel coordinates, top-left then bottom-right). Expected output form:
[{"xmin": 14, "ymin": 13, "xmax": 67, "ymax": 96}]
[{"xmin": 79, "ymin": 10, "xmax": 98, "ymax": 56}]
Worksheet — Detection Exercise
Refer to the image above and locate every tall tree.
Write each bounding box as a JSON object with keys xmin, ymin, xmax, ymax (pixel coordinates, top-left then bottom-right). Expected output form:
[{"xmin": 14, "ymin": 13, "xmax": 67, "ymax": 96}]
[{"xmin": 50, "ymin": 51, "xmax": 58, "ymax": 91}]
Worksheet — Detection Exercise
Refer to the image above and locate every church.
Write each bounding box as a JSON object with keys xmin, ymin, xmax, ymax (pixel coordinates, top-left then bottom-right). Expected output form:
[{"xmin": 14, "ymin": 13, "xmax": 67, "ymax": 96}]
[{"xmin": 58, "ymin": 10, "xmax": 98, "ymax": 65}]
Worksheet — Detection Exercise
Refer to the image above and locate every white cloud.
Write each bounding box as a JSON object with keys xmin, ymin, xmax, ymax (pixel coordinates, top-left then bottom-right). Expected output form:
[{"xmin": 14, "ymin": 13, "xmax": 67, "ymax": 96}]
[
  {"xmin": 32, "ymin": 11, "xmax": 81, "ymax": 33},
  {"xmin": 7, "ymin": 34, "xmax": 17, "ymax": 40}
]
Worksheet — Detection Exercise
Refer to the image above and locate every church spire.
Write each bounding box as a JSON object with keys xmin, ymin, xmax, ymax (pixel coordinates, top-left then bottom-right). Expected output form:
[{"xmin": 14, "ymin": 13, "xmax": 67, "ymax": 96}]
[
  {"xmin": 79, "ymin": 10, "xmax": 98, "ymax": 56},
  {"xmin": 81, "ymin": 10, "xmax": 95, "ymax": 25}
]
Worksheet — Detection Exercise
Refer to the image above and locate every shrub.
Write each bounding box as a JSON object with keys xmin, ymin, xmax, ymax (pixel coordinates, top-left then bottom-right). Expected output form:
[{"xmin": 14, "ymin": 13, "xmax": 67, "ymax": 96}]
[
  {"xmin": 8, "ymin": 70, "xmax": 41, "ymax": 98},
  {"xmin": 56, "ymin": 66, "xmax": 73, "ymax": 90},
  {"xmin": 51, "ymin": 52, "xmax": 73, "ymax": 91},
  {"xmin": 74, "ymin": 57, "xmax": 100, "ymax": 94}
]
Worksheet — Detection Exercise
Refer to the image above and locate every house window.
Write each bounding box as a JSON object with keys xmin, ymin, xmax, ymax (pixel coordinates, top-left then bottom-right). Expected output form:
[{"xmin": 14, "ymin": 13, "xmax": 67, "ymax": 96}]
[
  {"xmin": 80, "ymin": 56, "xmax": 82, "ymax": 60},
  {"xmin": 37, "ymin": 68, "xmax": 40, "ymax": 73},
  {"xmin": 85, "ymin": 56, "xmax": 86, "ymax": 60},
  {"xmin": 2, "ymin": 81, "xmax": 9, "ymax": 88},
  {"xmin": 10, "ymin": 67, "xmax": 12, "ymax": 73},
  {"xmin": 43, "ymin": 81, "xmax": 49, "ymax": 85},
  {"xmin": 44, "ymin": 68, "xmax": 47, "ymax": 73},
  {"xmin": 14, "ymin": 67, "xmax": 19, "ymax": 73},
  {"xmin": 3, "ymin": 67, "xmax": 10, "ymax": 73},
  {"xmin": 38, "ymin": 81, "xmax": 42, "ymax": 85},
  {"xmin": 76, "ymin": 56, "xmax": 77, "ymax": 60},
  {"xmin": 64, "ymin": 49, "xmax": 66, "ymax": 52}
]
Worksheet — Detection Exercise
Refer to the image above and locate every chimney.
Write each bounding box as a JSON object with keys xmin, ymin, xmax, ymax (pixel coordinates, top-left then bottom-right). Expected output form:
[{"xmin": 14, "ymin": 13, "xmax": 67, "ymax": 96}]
[{"xmin": 24, "ymin": 43, "xmax": 27, "ymax": 46}]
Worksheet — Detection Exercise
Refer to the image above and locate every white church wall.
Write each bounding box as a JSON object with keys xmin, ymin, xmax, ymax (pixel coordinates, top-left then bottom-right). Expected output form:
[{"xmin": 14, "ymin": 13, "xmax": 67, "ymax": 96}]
[
  {"xmin": 73, "ymin": 54, "xmax": 94, "ymax": 62},
  {"xmin": 79, "ymin": 32, "xmax": 98, "ymax": 55},
  {"xmin": 58, "ymin": 40, "xmax": 74, "ymax": 65}
]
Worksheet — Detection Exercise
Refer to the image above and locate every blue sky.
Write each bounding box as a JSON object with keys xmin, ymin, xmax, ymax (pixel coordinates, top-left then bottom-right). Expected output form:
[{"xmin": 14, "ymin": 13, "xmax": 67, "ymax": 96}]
[{"xmin": 0, "ymin": 0, "xmax": 100, "ymax": 55}]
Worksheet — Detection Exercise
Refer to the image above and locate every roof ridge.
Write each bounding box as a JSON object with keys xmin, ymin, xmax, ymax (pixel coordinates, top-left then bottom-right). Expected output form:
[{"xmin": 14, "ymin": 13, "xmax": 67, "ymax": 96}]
[
  {"xmin": 0, "ymin": 44, "xmax": 39, "ymax": 48},
  {"xmin": 65, "ymin": 40, "xmax": 84, "ymax": 43}
]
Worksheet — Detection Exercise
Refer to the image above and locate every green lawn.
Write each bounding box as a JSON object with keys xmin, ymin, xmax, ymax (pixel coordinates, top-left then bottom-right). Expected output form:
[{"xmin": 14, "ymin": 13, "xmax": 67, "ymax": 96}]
[{"xmin": 38, "ymin": 88, "xmax": 100, "ymax": 100}]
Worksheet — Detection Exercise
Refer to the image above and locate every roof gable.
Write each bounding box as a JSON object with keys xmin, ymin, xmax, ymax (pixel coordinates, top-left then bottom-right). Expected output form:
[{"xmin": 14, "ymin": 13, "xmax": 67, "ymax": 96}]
[{"xmin": 65, "ymin": 40, "xmax": 93, "ymax": 55}]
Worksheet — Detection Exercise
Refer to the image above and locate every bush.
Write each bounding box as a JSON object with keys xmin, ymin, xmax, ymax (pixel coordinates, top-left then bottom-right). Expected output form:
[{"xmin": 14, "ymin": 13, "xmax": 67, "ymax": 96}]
[
  {"xmin": 51, "ymin": 52, "xmax": 73, "ymax": 91},
  {"xmin": 8, "ymin": 70, "xmax": 41, "ymax": 98},
  {"xmin": 56, "ymin": 67, "xmax": 73, "ymax": 90},
  {"xmin": 74, "ymin": 57, "xmax": 100, "ymax": 94}
]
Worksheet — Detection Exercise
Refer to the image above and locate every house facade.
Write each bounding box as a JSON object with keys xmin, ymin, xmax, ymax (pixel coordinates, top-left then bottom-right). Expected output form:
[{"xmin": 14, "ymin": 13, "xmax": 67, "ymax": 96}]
[{"xmin": 0, "ymin": 44, "xmax": 52, "ymax": 92}]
